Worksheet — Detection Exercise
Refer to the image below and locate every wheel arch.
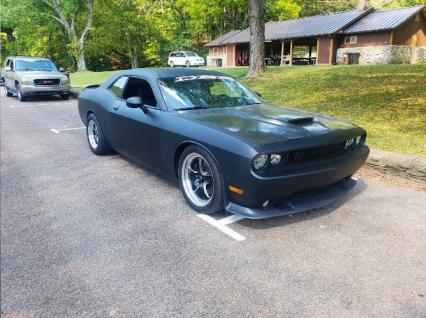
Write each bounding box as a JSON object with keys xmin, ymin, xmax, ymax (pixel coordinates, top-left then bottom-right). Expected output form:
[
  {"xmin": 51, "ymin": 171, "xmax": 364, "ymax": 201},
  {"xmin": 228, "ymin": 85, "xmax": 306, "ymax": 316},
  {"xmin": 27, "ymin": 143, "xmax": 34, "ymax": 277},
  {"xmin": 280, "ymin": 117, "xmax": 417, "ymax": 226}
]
[{"xmin": 174, "ymin": 140, "xmax": 220, "ymax": 179}]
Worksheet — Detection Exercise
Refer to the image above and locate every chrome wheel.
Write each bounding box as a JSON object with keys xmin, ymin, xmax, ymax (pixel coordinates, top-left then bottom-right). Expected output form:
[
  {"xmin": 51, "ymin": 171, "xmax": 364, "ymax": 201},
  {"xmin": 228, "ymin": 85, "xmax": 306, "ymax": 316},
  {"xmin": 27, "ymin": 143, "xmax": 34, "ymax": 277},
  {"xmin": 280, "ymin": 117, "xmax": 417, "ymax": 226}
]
[
  {"xmin": 87, "ymin": 119, "xmax": 99, "ymax": 149},
  {"xmin": 181, "ymin": 153, "xmax": 214, "ymax": 207}
]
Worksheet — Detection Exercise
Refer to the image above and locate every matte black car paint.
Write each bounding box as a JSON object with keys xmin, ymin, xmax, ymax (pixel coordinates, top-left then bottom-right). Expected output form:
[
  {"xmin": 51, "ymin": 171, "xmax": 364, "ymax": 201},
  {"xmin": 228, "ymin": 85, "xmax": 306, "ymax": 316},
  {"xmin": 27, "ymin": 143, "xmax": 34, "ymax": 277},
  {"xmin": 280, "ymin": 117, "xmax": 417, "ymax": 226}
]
[{"xmin": 78, "ymin": 68, "xmax": 369, "ymax": 219}]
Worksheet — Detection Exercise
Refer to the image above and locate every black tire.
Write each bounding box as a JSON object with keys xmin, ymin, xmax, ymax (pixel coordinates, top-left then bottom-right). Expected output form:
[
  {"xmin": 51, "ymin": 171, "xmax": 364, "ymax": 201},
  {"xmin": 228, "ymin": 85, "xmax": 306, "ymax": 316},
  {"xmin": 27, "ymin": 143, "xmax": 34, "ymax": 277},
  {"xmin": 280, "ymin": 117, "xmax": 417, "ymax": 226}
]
[
  {"xmin": 17, "ymin": 83, "xmax": 27, "ymax": 102},
  {"xmin": 178, "ymin": 145, "xmax": 224, "ymax": 214},
  {"xmin": 170, "ymin": 61, "xmax": 174, "ymax": 68},
  {"xmin": 86, "ymin": 113, "xmax": 113, "ymax": 155},
  {"xmin": 60, "ymin": 94, "xmax": 69, "ymax": 100},
  {"xmin": 4, "ymin": 85, "xmax": 13, "ymax": 97},
  {"xmin": 185, "ymin": 60, "xmax": 190, "ymax": 67}
]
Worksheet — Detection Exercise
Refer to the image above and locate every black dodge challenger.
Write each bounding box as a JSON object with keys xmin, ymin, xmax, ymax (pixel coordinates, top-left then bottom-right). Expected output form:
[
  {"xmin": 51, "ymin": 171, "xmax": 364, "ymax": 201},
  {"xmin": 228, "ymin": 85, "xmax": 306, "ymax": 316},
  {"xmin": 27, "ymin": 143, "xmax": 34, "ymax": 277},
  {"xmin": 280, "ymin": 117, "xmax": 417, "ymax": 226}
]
[{"xmin": 78, "ymin": 68, "xmax": 369, "ymax": 219}]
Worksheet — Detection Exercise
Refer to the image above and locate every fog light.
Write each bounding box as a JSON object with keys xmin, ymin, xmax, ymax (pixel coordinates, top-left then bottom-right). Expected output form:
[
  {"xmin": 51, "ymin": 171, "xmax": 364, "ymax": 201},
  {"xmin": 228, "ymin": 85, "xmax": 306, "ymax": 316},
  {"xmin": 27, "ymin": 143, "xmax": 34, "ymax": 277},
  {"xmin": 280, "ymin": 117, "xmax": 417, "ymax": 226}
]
[
  {"xmin": 253, "ymin": 154, "xmax": 268, "ymax": 170},
  {"xmin": 270, "ymin": 154, "xmax": 282, "ymax": 166},
  {"xmin": 262, "ymin": 200, "xmax": 269, "ymax": 208}
]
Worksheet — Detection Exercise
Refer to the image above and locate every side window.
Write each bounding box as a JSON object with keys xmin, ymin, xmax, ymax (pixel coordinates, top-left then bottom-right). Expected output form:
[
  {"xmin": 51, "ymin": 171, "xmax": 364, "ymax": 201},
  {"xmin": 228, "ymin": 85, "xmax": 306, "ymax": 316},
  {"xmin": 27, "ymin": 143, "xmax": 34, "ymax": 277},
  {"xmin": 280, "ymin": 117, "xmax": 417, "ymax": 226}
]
[
  {"xmin": 5, "ymin": 59, "xmax": 10, "ymax": 67},
  {"xmin": 9, "ymin": 60, "xmax": 14, "ymax": 70},
  {"xmin": 170, "ymin": 52, "xmax": 175, "ymax": 57},
  {"xmin": 109, "ymin": 76, "xmax": 128, "ymax": 98},
  {"xmin": 122, "ymin": 77, "xmax": 158, "ymax": 107}
]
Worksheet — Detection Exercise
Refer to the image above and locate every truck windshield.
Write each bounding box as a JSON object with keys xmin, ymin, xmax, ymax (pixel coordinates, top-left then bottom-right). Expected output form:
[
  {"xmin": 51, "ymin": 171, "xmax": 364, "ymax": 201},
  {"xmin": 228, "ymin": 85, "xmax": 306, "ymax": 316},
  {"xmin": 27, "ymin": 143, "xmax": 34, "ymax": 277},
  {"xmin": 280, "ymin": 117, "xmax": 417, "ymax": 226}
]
[
  {"xmin": 158, "ymin": 75, "xmax": 261, "ymax": 110},
  {"xmin": 15, "ymin": 59, "xmax": 57, "ymax": 72}
]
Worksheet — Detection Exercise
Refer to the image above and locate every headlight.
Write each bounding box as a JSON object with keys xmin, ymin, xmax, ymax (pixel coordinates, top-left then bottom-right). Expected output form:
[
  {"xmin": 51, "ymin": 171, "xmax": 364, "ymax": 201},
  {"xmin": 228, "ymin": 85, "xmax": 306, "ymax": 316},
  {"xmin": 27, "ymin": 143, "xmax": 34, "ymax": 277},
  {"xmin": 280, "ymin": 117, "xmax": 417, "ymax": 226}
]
[
  {"xmin": 270, "ymin": 154, "xmax": 282, "ymax": 166},
  {"xmin": 21, "ymin": 77, "xmax": 33, "ymax": 85},
  {"xmin": 61, "ymin": 77, "xmax": 69, "ymax": 85},
  {"xmin": 253, "ymin": 154, "xmax": 268, "ymax": 170},
  {"xmin": 355, "ymin": 136, "xmax": 362, "ymax": 145}
]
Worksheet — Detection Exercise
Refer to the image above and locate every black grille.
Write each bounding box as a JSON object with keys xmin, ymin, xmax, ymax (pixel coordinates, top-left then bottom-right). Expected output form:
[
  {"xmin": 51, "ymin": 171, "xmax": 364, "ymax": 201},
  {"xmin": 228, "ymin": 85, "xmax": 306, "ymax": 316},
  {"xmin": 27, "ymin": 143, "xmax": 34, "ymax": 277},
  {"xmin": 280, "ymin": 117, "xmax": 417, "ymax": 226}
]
[
  {"xmin": 285, "ymin": 141, "xmax": 347, "ymax": 164},
  {"xmin": 34, "ymin": 79, "xmax": 60, "ymax": 86}
]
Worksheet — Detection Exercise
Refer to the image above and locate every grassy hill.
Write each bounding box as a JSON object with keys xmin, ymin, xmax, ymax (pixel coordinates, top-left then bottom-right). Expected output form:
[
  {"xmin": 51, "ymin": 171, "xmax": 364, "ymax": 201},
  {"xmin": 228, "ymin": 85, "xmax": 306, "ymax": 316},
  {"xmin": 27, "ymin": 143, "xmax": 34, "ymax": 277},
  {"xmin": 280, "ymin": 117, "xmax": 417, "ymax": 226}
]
[{"xmin": 71, "ymin": 64, "xmax": 426, "ymax": 155}]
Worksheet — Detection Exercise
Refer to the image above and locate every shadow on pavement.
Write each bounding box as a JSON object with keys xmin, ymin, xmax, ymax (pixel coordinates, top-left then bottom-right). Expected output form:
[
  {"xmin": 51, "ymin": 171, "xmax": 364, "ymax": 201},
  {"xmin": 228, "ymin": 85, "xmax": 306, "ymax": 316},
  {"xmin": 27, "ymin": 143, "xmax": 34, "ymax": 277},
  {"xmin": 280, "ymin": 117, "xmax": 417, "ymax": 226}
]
[{"xmin": 238, "ymin": 178, "xmax": 368, "ymax": 230}]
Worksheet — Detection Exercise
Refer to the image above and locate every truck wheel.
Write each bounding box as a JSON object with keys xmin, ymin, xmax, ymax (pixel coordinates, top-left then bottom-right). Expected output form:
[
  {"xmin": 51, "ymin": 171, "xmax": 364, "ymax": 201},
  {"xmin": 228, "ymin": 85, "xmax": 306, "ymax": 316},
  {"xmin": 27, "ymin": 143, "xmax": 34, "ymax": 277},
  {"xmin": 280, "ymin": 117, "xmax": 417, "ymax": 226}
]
[
  {"xmin": 4, "ymin": 85, "xmax": 13, "ymax": 97},
  {"xmin": 185, "ymin": 60, "xmax": 190, "ymax": 67},
  {"xmin": 60, "ymin": 94, "xmax": 69, "ymax": 100},
  {"xmin": 17, "ymin": 84, "xmax": 27, "ymax": 102},
  {"xmin": 170, "ymin": 61, "xmax": 174, "ymax": 68}
]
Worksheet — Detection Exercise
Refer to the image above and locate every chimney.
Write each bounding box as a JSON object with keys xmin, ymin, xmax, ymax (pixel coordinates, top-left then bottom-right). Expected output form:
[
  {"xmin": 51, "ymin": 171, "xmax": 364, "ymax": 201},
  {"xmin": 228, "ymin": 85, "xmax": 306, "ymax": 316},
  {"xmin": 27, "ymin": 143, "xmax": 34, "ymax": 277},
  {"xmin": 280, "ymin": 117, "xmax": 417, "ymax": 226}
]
[{"xmin": 358, "ymin": 0, "xmax": 370, "ymax": 10}]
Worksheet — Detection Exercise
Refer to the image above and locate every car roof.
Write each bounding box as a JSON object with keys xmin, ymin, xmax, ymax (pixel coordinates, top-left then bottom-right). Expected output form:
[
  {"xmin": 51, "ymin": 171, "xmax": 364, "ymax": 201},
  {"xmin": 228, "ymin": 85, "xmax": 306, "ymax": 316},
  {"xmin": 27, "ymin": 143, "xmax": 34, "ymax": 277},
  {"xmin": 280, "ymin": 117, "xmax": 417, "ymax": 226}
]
[
  {"xmin": 114, "ymin": 67, "xmax": 229, "ymax": 81},
  {"xmin": 7, "ymin": 56, "xmax": 51, "ymax": 61}
]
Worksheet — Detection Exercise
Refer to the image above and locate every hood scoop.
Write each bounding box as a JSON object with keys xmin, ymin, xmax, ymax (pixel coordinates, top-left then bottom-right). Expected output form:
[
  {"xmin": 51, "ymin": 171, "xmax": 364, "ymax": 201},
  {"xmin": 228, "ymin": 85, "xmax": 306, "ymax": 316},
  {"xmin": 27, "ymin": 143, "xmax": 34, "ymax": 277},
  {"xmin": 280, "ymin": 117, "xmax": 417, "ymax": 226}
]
[{"xmin": 287, "ymin": 117, "xmax": 314, "ymax": 125}]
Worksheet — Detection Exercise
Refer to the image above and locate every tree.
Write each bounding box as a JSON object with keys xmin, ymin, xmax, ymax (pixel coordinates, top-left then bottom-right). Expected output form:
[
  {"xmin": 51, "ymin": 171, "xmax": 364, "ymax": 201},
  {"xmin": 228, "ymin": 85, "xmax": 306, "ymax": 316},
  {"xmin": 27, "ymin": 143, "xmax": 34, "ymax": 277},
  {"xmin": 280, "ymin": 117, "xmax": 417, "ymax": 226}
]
[
  {"xmin": 370, "ymin": 0, "xmax": 426, "ymax": 8},
  {"xmin": 298, "ymin": 0, "xmax": 358, "ymax": 17},
  {"xmin": 247, "ymin": 0, "xmax": 266, "ymax": 78},
  {"xmin": 42, "ymin": 0, "xmax": 94, "ymax": 71}
]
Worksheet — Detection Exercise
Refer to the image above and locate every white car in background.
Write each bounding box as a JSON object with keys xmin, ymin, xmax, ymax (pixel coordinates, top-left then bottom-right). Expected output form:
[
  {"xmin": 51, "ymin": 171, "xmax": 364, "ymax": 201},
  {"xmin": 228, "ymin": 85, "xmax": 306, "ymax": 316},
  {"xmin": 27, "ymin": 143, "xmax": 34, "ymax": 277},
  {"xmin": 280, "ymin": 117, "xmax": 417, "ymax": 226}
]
[{"xmin": 168, "ymin": 51, "xmax": 205, "ymax": 67}]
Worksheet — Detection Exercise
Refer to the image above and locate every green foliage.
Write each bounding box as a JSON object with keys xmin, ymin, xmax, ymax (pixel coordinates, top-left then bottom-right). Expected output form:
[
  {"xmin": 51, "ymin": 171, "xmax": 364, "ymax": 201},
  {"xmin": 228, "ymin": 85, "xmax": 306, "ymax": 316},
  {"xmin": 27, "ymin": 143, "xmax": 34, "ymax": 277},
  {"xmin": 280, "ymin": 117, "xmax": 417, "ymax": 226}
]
[
  {"xmin": 70, "ymin": 64, "xmax": 426, "ymax": 155},
  {"xmin": 1, "ymin": 0, "xmax": 424, "ymax": 70},
  {"xmin": 371, "ymin": 0, "xmax": 426, "ymax": 8}
]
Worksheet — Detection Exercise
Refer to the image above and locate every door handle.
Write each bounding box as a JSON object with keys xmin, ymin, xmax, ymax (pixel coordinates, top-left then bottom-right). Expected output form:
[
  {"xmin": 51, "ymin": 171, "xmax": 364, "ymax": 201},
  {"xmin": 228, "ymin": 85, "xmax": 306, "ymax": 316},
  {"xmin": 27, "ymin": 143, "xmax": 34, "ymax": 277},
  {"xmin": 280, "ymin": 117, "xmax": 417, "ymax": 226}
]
[{"xmin": 113, "ymin": 105, "xmax": 119, "ymax": 111}]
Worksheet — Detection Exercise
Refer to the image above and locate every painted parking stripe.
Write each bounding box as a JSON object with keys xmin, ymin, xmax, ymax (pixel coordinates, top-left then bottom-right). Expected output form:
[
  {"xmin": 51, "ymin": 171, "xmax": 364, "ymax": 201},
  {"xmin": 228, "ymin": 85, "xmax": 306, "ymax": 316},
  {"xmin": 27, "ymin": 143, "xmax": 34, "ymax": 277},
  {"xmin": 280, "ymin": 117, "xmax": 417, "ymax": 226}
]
[
  {"xmin": 197, "ymin": 214, "xmax": 246, "ymax": 241},
  {"xmin": 50, "ymin": 126, "xmax": 85, "ymax": 134}
]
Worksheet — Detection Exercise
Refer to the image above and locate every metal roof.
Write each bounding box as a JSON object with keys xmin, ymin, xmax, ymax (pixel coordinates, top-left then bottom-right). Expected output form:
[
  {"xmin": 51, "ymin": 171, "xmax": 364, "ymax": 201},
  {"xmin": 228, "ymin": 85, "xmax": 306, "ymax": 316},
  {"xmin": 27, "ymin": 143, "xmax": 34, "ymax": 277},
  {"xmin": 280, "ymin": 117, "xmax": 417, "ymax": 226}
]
[
  {"xmin": 344, "ymin": 5, "xmax": 424, "ymax": 33},
  {"xmin": 205, "ymin": 5, "xmax": 425, "ymax": 46},
  {"xmin": 206, "ymin": 9, "xmax": 370, "ymax": 46}
]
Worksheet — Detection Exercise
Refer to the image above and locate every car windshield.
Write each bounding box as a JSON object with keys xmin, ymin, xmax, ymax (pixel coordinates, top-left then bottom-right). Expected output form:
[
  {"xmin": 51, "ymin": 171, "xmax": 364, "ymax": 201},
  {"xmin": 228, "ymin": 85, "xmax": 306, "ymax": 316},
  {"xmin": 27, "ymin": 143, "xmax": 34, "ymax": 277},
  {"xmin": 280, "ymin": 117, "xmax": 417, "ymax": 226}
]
[
  {"xmin": 15, "ymin": 59, "xmax": 57, "ymax": 72},
  {"xmin": 184, "ymin": 51, "xmax": 198, "ymax": 57},
  {"xmin": 158, "ymin": 75, "xmax": 261, "ymax": 110}
]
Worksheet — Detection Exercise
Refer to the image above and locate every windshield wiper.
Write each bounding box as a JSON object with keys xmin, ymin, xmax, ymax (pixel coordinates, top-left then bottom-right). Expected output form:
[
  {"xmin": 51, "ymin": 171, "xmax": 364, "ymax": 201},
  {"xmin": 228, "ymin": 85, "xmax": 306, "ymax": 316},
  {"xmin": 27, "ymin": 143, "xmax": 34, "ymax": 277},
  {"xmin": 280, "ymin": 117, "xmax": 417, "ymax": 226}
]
[{"xmin": 175, "ymin": 106, "xmax": 204, "ymax": 111}]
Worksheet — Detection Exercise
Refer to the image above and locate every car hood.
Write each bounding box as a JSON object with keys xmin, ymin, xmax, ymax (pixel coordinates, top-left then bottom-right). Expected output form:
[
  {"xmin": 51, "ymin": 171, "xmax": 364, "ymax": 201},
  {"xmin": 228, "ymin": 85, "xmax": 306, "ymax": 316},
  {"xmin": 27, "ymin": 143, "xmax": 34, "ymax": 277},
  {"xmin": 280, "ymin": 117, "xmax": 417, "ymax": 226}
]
[
  {"xmin": 16, "ymin": 71, "xmax": 66, "ymax": 79},
  {"xmin": 178, "ymin": 104, "xmax": 360, "ymax": 146}
]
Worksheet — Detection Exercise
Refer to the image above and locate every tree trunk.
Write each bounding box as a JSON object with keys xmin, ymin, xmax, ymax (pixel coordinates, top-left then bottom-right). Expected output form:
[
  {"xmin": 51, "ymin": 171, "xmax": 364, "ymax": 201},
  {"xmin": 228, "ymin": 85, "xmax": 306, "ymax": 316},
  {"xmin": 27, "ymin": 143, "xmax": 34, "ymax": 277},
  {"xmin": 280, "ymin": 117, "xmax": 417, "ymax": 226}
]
[
  {"xmin": 131, "ymin": 47, "xmax": 139, "ymax": 68},
  {"xmin": 247, "ymin": 0, "xmax": 265, "ymax": 78},
  {"xmin": 77, "ymin": 50, "xmax": 87, "ymax": 71}
]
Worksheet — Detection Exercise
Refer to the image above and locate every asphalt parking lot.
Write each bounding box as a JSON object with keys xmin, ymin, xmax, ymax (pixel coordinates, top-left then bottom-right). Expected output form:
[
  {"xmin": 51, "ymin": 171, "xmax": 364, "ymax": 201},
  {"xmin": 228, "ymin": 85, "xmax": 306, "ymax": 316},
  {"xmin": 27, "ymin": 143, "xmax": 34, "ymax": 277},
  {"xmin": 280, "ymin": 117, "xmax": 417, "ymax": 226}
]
[{"xmin": 1, "ymin": 90, "xmax": 425, "ymax": 318}]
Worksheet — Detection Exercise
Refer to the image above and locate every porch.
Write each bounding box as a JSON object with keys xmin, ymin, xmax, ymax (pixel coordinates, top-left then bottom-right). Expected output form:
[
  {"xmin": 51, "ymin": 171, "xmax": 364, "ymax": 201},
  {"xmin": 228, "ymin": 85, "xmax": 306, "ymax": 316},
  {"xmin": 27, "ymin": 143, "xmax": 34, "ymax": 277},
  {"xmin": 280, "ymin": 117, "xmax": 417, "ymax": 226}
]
[{"xmin": 234, "ymin": 38, "xmax": 318, "ymax": 66}]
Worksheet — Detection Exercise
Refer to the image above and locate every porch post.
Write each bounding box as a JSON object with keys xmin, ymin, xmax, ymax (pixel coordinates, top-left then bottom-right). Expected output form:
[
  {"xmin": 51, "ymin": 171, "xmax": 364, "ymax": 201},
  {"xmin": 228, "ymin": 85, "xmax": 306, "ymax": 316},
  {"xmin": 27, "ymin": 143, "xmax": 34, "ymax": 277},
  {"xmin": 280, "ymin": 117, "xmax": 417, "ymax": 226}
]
[
  {"xmin": 280, "ymin": 40, "xmax": 285, "ymax": 66},
  {"xmin": 289, "ymin": 40, "xmax": 293, "ymax": 66}
]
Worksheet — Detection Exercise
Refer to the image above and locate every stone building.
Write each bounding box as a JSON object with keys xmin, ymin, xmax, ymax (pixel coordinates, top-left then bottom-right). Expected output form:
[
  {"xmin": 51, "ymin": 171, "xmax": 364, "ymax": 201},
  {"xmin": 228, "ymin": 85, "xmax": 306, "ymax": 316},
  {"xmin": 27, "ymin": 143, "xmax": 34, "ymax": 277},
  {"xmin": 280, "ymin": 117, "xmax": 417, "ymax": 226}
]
[{"xmin": 205, "ymin": 5, "xmax": 426, "ymax": 66}]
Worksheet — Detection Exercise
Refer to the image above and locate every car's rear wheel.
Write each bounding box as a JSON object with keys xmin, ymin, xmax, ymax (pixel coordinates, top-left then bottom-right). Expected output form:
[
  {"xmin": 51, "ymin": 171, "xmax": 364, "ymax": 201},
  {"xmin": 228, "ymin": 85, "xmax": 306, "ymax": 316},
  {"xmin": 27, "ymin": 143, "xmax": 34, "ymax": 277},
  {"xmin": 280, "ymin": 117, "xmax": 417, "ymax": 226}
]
[
  {"xmin": 4, "ymin": 85, "xmax": 12, "ymax": 97},
  {"xmin": 170, "ymin": 61, "xmax": 174, "ymax": 68},
  {"xmin": 178, "ymin": 146, "xmax": 224, "ymax": 214},
  {"xmin": 60, "ymin": 93, "xmax": 69, "ymax": 100},
  {"xmin": 185, "ymin": 60, "xmax": 190, "ymax": 67},
  {"xmin": 17, "ymin": 84, "xmax": 27, "ymax": 101},
  {"xmin": 86, "ymin": 113, "xmax": 113, "ymax": 155}
]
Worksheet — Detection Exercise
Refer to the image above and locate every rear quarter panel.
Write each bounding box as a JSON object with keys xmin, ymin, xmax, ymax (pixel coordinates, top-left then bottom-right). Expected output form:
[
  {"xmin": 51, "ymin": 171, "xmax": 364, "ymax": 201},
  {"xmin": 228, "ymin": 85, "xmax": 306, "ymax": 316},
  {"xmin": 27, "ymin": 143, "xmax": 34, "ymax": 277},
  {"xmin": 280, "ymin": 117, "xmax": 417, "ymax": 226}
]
[{"xmin": 78, "ymin": 87, "xmax": 117, "ymax": 148}]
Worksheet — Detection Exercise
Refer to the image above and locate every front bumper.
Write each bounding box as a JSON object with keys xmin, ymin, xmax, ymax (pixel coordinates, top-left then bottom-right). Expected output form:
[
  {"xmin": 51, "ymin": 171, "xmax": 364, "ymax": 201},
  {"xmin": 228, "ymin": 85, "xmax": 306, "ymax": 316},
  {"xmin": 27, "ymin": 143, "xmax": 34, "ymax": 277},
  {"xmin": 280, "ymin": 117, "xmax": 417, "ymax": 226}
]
[
  {"xmin": 225, "ymin": 177, "xmax": 356, "ymax": 219},
  {"xmin": 20, "ymin": 84, "xmax": 70, "ymax": 95},
  {"xmin": 224, "ymin": 145, "xmax": 369, "ymax": 219}
]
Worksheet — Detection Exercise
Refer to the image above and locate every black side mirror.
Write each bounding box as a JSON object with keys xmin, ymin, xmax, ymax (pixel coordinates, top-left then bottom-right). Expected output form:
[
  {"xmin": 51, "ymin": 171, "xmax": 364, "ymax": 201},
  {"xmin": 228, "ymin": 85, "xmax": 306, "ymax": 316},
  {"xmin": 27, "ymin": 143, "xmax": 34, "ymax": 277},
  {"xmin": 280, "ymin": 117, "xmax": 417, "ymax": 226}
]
[
  {"xmin": 255, "ymin": 91, "xmax": 262, "ymax": 98},
  {"xmin": 126, "ymin": 96, "xmax": 149, "ymax": 113},
  {"xmin": 59, "ymin": 67, "xmax": 65, "ymax": 72}
]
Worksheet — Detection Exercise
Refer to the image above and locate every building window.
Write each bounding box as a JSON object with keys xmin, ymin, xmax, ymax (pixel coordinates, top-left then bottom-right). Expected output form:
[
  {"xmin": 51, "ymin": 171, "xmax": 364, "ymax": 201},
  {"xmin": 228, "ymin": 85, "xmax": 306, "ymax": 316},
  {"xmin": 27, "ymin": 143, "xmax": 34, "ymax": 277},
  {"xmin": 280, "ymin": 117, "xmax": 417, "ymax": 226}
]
[{"xmin": 345, "ymin": 36, "xmax": 357, "ymax": 44}]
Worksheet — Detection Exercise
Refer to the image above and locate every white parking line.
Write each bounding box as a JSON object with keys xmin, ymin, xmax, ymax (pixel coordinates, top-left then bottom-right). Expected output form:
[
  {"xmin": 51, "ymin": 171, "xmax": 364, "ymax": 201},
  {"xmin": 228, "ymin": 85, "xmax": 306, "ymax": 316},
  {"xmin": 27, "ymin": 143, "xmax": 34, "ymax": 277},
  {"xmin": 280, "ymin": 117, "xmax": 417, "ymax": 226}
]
[
  {"xmin": 50, "ymin": 126, "xmax": 85, "ymax": 134},
  {"xmin": 197, "ymin": 214, "xmax": 246, "ymax": 241}
]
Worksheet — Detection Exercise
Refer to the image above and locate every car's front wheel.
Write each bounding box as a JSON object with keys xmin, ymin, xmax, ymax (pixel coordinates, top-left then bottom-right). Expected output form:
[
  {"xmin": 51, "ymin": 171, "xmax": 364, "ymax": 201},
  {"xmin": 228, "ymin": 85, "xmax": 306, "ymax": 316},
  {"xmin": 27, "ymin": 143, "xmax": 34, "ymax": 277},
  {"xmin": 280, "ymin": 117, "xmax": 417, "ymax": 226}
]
[
  {"xmin": 60, "ymin": 93, "xmax": 69, "ymax": 100},
  {"xmin": 17, "ymin": 84, "xmax": 27, "ymax": 101},
  {"xmin": 86, "ymin": 113, "xmax": 113, "ymax": 155},
  {"xmin": 185, "ymin": 60, "xmax": 190, "ymax": 67},
  {"xmin": 179, "ymin": 146, "xmax": 224, "ymax": 214},
  {"xmin": 4, "ymin": 85, "xmax": 12, "ymax": 97},
  {"xmin": 170, "ymin": 61, "xmax": 174, "ymax": 68}
]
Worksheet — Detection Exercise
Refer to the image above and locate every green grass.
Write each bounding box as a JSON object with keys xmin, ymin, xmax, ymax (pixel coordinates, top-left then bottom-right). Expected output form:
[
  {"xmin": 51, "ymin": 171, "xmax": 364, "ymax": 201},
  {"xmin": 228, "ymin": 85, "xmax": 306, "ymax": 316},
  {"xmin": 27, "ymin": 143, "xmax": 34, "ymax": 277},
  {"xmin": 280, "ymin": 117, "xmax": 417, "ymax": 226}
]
[{"xmin": 70, "ymin": 64, "xmax": 426, "ymax": 155}]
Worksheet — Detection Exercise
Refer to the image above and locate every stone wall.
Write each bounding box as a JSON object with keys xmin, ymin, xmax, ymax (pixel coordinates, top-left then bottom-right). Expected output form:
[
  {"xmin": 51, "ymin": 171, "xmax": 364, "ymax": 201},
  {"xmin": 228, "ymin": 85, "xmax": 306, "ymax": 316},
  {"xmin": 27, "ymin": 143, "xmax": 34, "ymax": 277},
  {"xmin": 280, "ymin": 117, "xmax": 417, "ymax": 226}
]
[{"xmin": 336, "ymin": 45, "xmax": 426, "ymax": 65}]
